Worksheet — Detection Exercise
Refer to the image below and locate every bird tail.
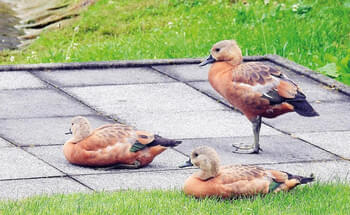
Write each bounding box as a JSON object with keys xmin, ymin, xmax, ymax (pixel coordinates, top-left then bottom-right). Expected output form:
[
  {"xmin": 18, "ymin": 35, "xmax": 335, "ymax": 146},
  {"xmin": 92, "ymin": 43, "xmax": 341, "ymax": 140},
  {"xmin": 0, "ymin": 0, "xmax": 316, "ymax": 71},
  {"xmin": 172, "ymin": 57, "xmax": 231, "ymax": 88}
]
[
  {"xmin": 269, "ymin": 172, "xmax": 315, "ymax": 192},
  {"xmin": 286, "ymin": 92, "xmax": 319, "ymax": 117},
  {"xmin": 286, "ymin": 172, "xmax": 315, "ymax": 185},
  {"xmin": 130, "ymin": 135, "xmax": 181, "ymax": 152},
  {"xmin": 149, "ymin": 135, "xmax": 182, "ymax": 147}
]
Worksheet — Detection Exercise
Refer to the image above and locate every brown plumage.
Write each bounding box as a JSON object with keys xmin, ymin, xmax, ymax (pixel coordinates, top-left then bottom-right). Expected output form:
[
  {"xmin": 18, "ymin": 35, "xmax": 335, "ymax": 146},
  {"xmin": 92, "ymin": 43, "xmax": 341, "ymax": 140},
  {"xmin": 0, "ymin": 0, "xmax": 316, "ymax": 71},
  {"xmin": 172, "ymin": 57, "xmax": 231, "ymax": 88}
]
[
  {"xmin": 182, "ymin": 146, "xmax": 314, "ymax": 198},
  {"xmin": 199, "ymin": 40, "xmax": 319, "ymax": 153},
  {"xmin": 63, "ymin": 116, "xmax": 181, "ymax": 168}
]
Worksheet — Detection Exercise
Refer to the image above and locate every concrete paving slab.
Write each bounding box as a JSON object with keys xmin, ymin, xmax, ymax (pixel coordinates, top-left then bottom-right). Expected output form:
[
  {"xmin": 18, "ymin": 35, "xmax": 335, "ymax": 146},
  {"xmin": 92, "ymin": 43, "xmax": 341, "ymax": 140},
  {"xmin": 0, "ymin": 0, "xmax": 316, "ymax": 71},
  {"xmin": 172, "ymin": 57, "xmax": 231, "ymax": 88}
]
[
  {"xmin": 264, "ymin": 102, "xmax": 350, "ymax": 133},
  {"xmin": 285, "ymin": 75, "xmax": 349, "ymax": 103},
  {"xmin": 0, "ymin": 71, "xmax": 46, "ymax": 90},
  {"xmin": 153, "ymin": 64, "xmax": 208, "ymax": 82},
  {"xmin": 175, "ymin": 135, "xmax": 337, "ymax": 166},
  {"xmin": 0, "ymin": 137, "xmax": 12, "ymax": 148},
  {"xmin": 0, "ymin": 147, "xmax": 63, "ymax": 180},
  {"xmin": 0, "ymin": 58, "xmax": 349, "ymax": 200},
  {"xmin": 260, "ymin": 160, "xmax": 350, "ymax": 182},
  {"xmin": 27, "ymin": 146, "xmax": 188, "ymax": 175},
  {"xmin": 295, "ymin": 131, "xmax": 350, "ymax": 159},
  {"xmin": 65, "ymin": 83, "xmax": 227, "ymax": 116},
  {"xmin": 0, "ymin": 115, "xmax": 113, "ymax": 146},
  {"xmin": 35, "ymin": 68, "xmax": 174, "ymax": 87},
  {"xmin": 74, "ymin": 169, "xmax": 195, "ymax": 191},
  {"xmin": 261, "ymin": 61, "xmax": 350, "ymax": 102},
  {"xmin": 0, "ymin": 177, "xmax": 91, "ymax": 200},
  {"xmin": 189, "ymin": 81, "xmax": 234, "ymax": 107},
  {"xmin": 118, "ymin": 110, "xmax": 281, "ymax": 139},
  {"xmin": 299, "ymin": 82, "xmax": 349, "ymax": 103},
  {"xmin": 0, "ymin": 89, "xmax": 94, "ymax": 119}
]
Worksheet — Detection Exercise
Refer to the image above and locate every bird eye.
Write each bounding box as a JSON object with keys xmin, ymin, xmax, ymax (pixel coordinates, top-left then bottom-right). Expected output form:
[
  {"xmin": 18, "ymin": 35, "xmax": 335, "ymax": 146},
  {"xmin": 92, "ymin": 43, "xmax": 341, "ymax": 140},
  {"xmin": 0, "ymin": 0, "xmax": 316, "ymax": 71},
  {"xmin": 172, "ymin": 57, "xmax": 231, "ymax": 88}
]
[
  {"xmin": 193, "ymin": 153, "xmax": 198, "ymax": 157},
  {"xmin": 215, "ymin": 48, "xmax": 220, "ymax": 52},
  {"xmin": 71, "ymin": 123, "xmax": 74, "ymax": 126}
]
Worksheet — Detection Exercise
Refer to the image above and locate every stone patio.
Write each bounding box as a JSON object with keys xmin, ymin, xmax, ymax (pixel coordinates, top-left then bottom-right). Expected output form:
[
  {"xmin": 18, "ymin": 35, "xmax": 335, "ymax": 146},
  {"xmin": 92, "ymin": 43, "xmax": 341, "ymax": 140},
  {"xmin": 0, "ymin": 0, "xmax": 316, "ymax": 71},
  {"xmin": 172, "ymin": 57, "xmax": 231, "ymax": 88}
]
[{"xmin": 0, "ymin": 55, "xmax": 349, "ymax": 200}]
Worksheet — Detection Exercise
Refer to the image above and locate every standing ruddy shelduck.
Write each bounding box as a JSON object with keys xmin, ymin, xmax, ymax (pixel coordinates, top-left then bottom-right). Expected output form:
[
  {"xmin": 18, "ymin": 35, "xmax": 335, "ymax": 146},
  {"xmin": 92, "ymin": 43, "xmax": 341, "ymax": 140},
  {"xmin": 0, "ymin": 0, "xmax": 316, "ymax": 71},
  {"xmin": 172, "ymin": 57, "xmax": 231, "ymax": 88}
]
[
  {"xmin": 181, "ymin": 146, "xmax": 314, "ymax": 198},
  {"xmin": 200, "ymin": 40, "xmax": 319, "ymax": 153},
  {"xmin": 63, "ymin": 116, "xmax": 181, "ymax": 169}
]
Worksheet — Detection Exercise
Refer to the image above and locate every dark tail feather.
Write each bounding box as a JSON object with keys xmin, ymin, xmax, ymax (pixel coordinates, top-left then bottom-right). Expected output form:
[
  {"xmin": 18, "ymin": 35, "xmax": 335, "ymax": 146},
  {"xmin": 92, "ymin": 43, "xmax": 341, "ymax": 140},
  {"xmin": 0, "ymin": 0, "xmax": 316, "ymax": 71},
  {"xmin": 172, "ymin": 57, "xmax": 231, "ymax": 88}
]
[
  {"xmin": 299, "ymin": 176, "xmax": 315, "ymax": 184},
  {"xmin": 285, "ymin": 172, "xmax": 315, "ymax": 184},
  {"xmin": 289, "ymin": 100, "xmax": 319, "ymax": 117},
  {"xmin": 149, "ymin": 135, "xmax": 182, "ymax": 148},
  {"xmin": 286, "ymin": 92, "xmax": 319, "ymax": 117},
  {"xmin": 130, "ymin": 136, "xmax": 181, "ymax": 152}
]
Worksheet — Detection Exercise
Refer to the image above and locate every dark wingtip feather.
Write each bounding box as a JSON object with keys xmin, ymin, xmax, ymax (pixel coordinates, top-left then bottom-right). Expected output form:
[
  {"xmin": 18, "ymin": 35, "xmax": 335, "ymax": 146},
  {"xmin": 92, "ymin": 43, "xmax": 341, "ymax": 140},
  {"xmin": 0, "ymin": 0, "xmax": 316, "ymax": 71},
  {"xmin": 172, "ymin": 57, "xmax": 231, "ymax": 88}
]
[
  {"xmin": 158, "ymin": 138, "xmax": 182, "ymax": 147},
  {"xmin": 288, "ymin": 100, "xmax": 319, "ymax": 117},
  {"xmin": 148, "ymin": 136, "xmax": 182, "ymax": 148},
  {"xmin": 300, "ymin": 176, "xmax": 315, "ymax": 184},
  {"xmin": 285, "ymin": 172, "xmax": 315, "ymax": 184}
]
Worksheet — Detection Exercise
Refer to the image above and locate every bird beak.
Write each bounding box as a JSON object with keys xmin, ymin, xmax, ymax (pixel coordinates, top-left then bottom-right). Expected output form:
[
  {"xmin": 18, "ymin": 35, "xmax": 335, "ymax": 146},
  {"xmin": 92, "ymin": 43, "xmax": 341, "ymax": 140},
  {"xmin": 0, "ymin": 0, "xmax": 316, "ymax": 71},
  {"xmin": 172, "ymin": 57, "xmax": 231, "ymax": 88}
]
[
  {"xmin": 65, "ymin": 129, "xmax": 72, "ymax": 135},
  {"xmin": 199, "ymin": 54, "xmax": 216, "ymax": 67},
  {"xmin": 179, "ymin": 158, "xmax": 193, "ymax": 168}
]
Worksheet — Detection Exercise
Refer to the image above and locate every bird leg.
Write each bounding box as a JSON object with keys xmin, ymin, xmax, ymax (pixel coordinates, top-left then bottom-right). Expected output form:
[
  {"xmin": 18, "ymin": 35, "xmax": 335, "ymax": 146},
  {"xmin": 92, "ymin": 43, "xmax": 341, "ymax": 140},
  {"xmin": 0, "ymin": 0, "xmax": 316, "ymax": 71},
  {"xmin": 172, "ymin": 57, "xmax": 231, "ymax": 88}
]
[
  {"xmin": 232, "ymin": 116, "xmax": 262, "ymax": 154},
  {"xmin": 98, "ymin": 160, "xmax": 141, "ymax": 170}
]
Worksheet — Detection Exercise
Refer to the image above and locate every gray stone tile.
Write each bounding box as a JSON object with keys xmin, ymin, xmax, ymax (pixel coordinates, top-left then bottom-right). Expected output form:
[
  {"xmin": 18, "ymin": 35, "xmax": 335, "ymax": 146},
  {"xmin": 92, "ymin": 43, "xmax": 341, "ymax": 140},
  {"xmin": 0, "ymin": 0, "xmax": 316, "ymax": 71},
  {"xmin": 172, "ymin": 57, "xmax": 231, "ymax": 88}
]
[
  {"xmin": 176, "ymin": 135, "xmax": 337, "ymax": 166},
  {"xmin": 65, "ymin": 83, "xmax": 227, "ymax": 117},
  {"xmin": 260, "ymin": 160, "xmax": 350, "ymax": 182},
  {"xmin": 35, "ymin": 68, "xmax": 174, "ymax": 87},
  {"xmin": 153, "ymin": 64, "xmax": 209, "ymax": 82},
  {"xmin": 262, "ymin": 61, "xmax": 350, "ymax": 102},
  {"xmin": 0, "ymin": 147, "xmax": 63, "ymax": 180},
  {"xmin": 0, "ymin": 89, "xmax": 94, "ymax": 119},
  {"xmin": 294, "ymin": 80, "xmax": 349, "ymax": 103},
  {"xmin": 0, "ymin": 137, "xmax": 12, "ymax": 148},
  {"xmin": 264, "ymin": 102, "xmax": 350, "ymax": 133},
  {"xmin": 0, "ymin": 177, "xmax": 90, "ymax": 200},
  {"xmin": 27, "ymin": 145, "xmax": 188, "ymax": 175},
  {"xmin": 0, "ymin": 115, "xmax": 113, "ymax": 146},
  {"xmin": 0, "ymin": 71, "xmax": 46, "ymax": 90},
  {"xmin": 295, "ymin": 131, "xmax": 350, "ymax": 159},
  {"xmin": 189, "ymin": 81, "xmax": 233, "ymax": 107},
  {"xmin": 74, "ymin": 169, "xmax": 195, "ymax": 191},
  {"xmin": 117, "ymin": 110, "xmax": 281, "ymax": 139}
]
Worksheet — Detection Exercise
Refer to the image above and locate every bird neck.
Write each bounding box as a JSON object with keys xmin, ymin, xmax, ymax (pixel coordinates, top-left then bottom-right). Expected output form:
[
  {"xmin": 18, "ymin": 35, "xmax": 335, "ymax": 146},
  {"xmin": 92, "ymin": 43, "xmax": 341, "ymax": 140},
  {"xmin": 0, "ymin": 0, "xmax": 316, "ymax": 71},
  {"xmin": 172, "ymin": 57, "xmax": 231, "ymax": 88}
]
[
  {"xmin": 70, "ymin": 129, "xmax": 92, "ymax": 143},
  {"xmin": 196, "ymin": 162, "xmax": 220, "ymax": 181},
  {"xmin": 208, "ymin": 62, "xmax": 237, "ymax": 96}
]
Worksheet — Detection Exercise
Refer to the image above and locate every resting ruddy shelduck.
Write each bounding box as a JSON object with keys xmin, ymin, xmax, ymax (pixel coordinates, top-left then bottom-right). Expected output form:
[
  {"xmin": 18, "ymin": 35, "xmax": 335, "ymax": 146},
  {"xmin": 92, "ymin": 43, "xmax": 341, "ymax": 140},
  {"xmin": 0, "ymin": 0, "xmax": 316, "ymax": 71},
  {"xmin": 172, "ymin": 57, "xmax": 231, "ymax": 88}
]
[
  {"xmin": 181, "ymin": 146, "xmax": 314, "ymax": 198},
  {"xmin": 63, "ymin": 116, "xmax": 181, "ymax": 169},
  {"xmin": 199, "ymin": 40, "xmax": 319, "ymax": 154}
]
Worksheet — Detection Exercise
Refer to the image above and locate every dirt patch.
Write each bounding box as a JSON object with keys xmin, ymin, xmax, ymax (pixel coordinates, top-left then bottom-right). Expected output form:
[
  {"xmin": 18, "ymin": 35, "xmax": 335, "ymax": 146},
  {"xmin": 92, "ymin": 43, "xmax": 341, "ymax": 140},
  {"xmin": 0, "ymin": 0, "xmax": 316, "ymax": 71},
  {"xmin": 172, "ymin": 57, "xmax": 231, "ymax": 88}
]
[
  {"xmin": 1, "ymin": 0, "xmax": 97, "ymax": 50},
  {"xmin": 0, "ymin": 1, "xmax": 22, "ymax": 50}
]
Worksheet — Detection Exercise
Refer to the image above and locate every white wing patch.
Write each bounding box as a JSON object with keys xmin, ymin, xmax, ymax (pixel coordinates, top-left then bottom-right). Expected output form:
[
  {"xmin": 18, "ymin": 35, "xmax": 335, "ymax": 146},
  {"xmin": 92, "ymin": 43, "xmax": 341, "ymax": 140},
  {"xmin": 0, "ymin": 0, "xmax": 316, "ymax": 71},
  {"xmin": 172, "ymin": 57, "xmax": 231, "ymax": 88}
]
[{"xmin": 238, "ymin": 77, "xmax": 280, "ymax": 94}]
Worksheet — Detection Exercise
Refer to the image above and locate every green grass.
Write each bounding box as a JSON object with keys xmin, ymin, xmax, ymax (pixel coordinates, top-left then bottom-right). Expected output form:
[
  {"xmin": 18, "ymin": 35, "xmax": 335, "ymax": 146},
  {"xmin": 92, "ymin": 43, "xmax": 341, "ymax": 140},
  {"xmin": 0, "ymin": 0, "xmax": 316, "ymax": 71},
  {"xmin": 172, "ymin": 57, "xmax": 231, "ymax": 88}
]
[
  {"xmin": 1, "ymin": 0, "xmax": 349, "ymax": 84},
  {"xmin": 0, "ymin": 183, "xmax": 349, "ymax": 215}
]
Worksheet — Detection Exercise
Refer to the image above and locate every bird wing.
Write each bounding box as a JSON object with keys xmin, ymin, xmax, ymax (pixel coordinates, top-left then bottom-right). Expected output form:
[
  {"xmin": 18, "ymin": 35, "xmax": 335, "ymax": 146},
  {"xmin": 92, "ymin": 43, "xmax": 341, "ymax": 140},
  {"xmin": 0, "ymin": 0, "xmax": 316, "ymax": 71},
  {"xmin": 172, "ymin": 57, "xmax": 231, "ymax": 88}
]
[
  {"xmin": 81, "ymin": 123, "xmax": 137, "ymax": 151},
  {"xmin": 129, "ymin": 131, "xmax": 155, "ymax": 152},
  {"xmin": 219, "ymin": 165, "xmax": 267, "ymax": 183},
  {"xmin": 233, "ymin": 62, "xmax": 300, "ymax": 104},
  {"xmin": 219, "ymin": 165, "xmax": 271, "ymax": 195}
]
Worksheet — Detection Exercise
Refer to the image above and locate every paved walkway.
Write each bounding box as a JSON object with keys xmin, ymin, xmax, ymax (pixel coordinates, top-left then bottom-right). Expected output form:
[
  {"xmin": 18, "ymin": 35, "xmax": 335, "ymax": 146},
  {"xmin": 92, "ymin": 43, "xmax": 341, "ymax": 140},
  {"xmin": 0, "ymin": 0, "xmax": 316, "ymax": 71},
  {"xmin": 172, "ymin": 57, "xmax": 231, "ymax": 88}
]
[{"xmin": 0, "ymin": 56, "xmax": 350, "ymax": 200}]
